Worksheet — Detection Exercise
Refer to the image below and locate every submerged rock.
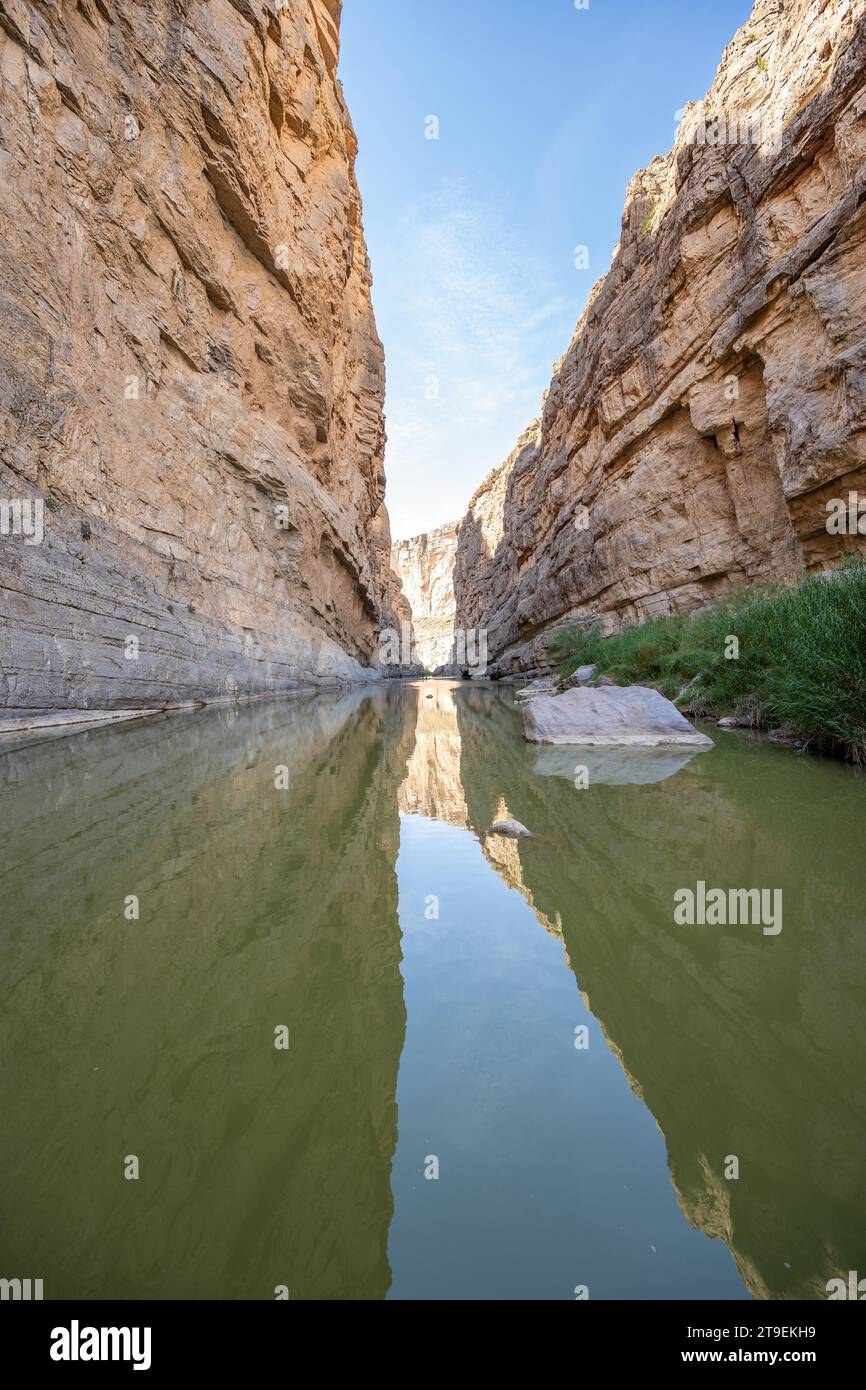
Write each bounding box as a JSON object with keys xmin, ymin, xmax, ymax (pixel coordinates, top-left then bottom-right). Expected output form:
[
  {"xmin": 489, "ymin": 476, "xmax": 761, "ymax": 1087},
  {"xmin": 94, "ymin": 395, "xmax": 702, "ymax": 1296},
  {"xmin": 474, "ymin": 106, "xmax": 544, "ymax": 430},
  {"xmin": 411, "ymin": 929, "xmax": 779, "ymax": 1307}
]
[
  {"xmin": 489, "ymin": 819, "xmax": 533, "ymax": 839},
  {"xmin": 515, "ymin": 678, "xmax": 560, "ymax": 703},
  {"xmin": 768, "ymin": 728, "xmax": 808, "ymax": 750},
  {"xmin": 523, "ymin": 686, "xmax": 715, "ymax": 748}
]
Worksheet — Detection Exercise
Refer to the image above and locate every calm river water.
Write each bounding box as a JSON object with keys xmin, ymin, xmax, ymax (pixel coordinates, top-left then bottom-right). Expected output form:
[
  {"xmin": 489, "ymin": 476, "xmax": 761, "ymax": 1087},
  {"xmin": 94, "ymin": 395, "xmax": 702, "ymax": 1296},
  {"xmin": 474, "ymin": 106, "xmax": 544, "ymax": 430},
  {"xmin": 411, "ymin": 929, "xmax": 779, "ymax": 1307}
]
[{"xmin": 1, "ymin": 681, "xmax": 864, "ymax": 1299}]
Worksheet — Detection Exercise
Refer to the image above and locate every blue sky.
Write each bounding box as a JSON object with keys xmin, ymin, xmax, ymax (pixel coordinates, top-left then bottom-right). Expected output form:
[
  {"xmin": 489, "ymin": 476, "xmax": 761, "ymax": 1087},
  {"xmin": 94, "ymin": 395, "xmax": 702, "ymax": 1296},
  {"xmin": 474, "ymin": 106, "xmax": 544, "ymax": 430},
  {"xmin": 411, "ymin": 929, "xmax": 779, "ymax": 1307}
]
[{"xmin": 340, "ymin": 0, "xmax": 754, "ymax": 540}]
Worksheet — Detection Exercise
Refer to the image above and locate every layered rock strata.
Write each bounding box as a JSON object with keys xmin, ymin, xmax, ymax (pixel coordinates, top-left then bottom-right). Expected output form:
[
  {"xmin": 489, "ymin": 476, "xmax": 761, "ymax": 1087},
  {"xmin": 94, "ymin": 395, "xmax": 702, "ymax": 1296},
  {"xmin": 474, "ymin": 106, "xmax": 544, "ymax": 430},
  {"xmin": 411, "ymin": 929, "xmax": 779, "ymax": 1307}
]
[
  {"xmin": 0, "ymin": 0, "xmax": 402, "ymax": 713},
  {"xmin": 391, "ymin": 522, "xmax": 458, "ymax": 671},
  {"xmin": 453, "ymin": 0, "xmax": 866, "ymax": 673}
]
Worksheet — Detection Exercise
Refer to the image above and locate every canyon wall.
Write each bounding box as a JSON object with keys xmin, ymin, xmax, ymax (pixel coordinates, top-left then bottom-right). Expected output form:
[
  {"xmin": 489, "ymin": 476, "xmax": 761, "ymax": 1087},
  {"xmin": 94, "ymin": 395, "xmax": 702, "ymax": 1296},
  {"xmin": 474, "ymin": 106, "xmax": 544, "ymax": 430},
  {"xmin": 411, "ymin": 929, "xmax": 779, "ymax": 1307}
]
[
  {"xmin": 454, "ymin": 0, "xmax": 866, "ymax": 674},
  {"xmin": 0, "ymin": 0, "xmax": 403, "ymax": 715},
  {"xmin": 391, "ymin": 522, "xmax": 458, "ymax": 670}
]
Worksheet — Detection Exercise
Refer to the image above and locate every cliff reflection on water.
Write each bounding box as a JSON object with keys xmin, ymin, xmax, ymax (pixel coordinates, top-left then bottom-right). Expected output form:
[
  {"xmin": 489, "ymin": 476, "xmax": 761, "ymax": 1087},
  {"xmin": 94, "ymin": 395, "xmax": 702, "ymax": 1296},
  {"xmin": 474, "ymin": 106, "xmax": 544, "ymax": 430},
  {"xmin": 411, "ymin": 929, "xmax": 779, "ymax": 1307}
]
[
  {"xmin": 0, "ymin": 682, "xmax": 864, "ymax": 1299},
  {"xmin": 0, "ymin": 690, "xmax": 413, "ymax": 1299},
  {"xmin": 445, "ymin": 683, "xmax": 866, "ymax": 1300}
]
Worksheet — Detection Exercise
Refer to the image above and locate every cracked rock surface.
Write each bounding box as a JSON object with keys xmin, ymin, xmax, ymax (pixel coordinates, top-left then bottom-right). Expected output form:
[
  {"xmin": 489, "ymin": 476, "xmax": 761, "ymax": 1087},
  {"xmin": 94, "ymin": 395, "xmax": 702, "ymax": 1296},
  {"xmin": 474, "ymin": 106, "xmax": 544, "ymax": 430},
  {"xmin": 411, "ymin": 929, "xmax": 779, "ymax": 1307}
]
[{"xmin": 0, "ymin": 0, "xmax": 402, "ymax": 712}]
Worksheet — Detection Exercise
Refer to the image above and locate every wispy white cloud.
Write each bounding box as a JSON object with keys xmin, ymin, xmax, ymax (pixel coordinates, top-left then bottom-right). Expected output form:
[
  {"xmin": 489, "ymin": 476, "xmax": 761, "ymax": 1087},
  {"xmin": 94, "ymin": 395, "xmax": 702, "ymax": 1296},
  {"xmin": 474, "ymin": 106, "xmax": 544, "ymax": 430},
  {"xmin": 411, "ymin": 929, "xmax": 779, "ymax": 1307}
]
[{"xmin": 380, "ymin": 180, "xmax": 574, "ymax": 540}]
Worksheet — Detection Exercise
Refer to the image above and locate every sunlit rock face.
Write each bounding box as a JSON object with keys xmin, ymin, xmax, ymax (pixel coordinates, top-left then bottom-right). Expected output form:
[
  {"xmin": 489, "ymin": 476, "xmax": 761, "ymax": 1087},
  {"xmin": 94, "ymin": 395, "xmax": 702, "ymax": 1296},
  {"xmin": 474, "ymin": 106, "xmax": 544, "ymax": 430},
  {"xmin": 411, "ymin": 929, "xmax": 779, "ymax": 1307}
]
[
  {"xmin": 0, "ymin": 0, "xmax": 402, "ymax": 711},
  {"xmin": 454, "ymin": 0, "xmax": 866, "ymax": 673},
  {"xmin": 391, "ymin": 523, "xmax": 460, "ymax": 671}
]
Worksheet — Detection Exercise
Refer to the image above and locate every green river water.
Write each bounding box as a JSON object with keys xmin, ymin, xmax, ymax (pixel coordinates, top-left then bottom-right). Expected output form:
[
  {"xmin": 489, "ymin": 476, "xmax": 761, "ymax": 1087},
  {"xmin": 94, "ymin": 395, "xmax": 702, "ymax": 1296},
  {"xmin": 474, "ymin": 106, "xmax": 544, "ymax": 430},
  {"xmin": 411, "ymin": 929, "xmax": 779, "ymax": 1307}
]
[{"xmin": 1, "ymin": 680, "xmax": 864, "ymax": 1300}]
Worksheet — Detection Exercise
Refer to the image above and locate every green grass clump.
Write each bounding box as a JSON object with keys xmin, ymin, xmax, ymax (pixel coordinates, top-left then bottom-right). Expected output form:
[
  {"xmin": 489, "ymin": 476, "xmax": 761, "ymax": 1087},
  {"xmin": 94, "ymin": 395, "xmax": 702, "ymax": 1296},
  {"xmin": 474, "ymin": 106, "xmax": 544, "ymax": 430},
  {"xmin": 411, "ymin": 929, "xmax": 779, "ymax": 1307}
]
[{"xmin": 550, "ymin": 559, "xmax": 866, "ymax": 762}]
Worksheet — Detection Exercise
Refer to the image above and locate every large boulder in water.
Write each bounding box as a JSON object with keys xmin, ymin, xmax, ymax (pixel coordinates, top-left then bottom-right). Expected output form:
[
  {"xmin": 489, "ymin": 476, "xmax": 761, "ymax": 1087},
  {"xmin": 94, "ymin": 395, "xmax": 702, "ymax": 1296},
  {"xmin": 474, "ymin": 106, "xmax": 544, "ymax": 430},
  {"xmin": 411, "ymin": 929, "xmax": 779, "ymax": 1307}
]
[{"xmin": 522, "ymin": 685, "xmax": 714, "ymax": 748}]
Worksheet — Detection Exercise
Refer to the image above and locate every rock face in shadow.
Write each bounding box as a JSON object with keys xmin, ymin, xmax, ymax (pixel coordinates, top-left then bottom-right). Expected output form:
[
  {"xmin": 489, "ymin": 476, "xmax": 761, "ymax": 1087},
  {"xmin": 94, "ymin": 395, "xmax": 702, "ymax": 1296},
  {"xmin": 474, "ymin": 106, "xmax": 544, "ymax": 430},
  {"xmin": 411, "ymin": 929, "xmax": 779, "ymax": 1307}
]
[
  {"xmin": 391, "ymin": 523, "xmax": 460, "ymax": 670},
  {"xmin": 0, "ymin": 0, "xmax": 401, "ymax": 710},
  {"xmin": 453, "ymin": 0, "xmax": 866, "ymax": 673},
  {"xmin": 452, "ymin": 684, "xmax": 866, "ymax": 1300},
  {"xmin": 0, "ymin": 688, "xmax": 416, "ymax": 1298}
]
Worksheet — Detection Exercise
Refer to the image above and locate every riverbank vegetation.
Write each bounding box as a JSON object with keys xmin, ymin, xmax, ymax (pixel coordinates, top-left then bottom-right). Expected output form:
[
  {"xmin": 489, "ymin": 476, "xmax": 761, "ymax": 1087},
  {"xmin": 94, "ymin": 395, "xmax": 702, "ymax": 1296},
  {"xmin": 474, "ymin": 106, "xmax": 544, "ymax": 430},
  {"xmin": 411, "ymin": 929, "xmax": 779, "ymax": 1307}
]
[{"xmin": 550, "ymin": 559, "xmax": 866, "ymax": 763}]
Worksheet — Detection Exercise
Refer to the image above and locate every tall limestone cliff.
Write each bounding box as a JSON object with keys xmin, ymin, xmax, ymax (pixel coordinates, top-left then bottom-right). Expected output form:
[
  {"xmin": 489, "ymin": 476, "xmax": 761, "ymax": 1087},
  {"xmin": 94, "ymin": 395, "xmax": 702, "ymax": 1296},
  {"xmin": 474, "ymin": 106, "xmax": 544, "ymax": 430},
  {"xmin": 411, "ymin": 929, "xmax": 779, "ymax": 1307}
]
[
  {"xmin": 0, "ymin": 0, "xmax": 402, "ymax": 714},
  {"xmin": 391, "ymin": 521, "xmax": 458, "ymax": 670},
  {"xmin": 454, "ymin": 0, "xmax": 866, "ymax": 674}
]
